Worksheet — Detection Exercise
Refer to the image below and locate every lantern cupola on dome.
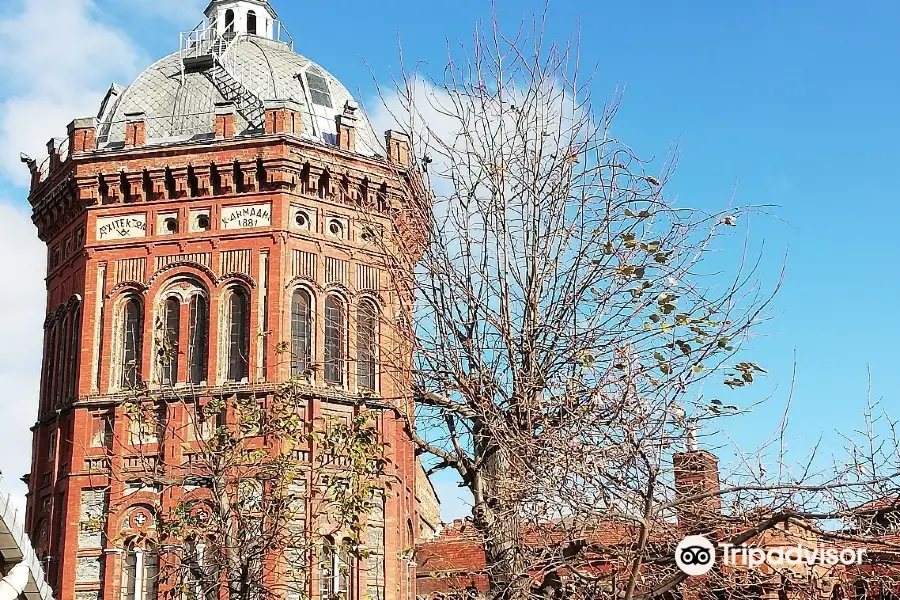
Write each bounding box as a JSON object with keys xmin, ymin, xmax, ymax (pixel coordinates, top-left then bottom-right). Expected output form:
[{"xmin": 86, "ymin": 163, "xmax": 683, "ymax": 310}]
[{"xmin": 204, "ymin": 0, "xmax": 278, "ymax": 39}]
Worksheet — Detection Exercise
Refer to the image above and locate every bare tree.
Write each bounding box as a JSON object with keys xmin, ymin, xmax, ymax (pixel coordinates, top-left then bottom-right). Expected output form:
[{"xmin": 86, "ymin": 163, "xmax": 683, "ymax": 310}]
[
  {"xmin": 376, "ymin": 14, "xmax": 900, "ymax": 600},
  {"xmin": 83, "ymin": 331, "xmax": 389, "ymax": 600}
]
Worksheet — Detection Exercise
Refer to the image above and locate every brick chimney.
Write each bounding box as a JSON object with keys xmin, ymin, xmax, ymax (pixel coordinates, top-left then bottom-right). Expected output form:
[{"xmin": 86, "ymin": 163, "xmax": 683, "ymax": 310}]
[
  {"xmin": 673, "ymin": 445, "xmax": 722, "ymax": 531},
  {"xmin": 68, "ymin": 117, "xmax": 97, "ymax": 154},
  {"xmin": 216, "ymin": 102, "xmax": 237, "ymax": 139},
  {"xmin": 336, "ymin": 100, "xmax": 359, "ymax": 152},
  {"xmin": 385, "ymin": 130, "xmax": 411, "ymax": 167},
  {"xmin": 264, "ymin": 99, "xmax": 303, "ymax": 135}
]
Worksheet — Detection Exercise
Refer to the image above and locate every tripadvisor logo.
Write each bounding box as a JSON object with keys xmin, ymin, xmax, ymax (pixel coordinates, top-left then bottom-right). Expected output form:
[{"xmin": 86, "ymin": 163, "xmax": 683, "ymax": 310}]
[
  {"xmin": 675, "ymin": 536, "xmax": 716, "ymax": 576},
  {"xmin": 675, "ymin": 535, "xmax": 867, "ymax": 576}
]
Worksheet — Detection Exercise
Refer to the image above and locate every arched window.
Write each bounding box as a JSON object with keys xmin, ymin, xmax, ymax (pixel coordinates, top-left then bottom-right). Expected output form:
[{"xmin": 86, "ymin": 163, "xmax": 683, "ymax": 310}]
[
  {"xmin": 122, "ymin": 298, "xmax": 143, "ymax": 388},
  {"xmin": 44, "ymin": 322, "xmax": 57, "ymax": 411},
  {"xmin": 54, "ymin": 315, "xmax": 68, "ymax": 405},
  {"xmin": 324, "ymin": 296, "xmax": 345, "ymax": 385},
  {"xmin": 320, "ymin": 539, "xmax": 352, "ymax": 600},
  {"xmin": 188, "ymin": 295, "xmax": 209, "ymax": 384},
  {"xmin": 247, "ymin": 10, "xmax": 257, "ymax": 35},
  {"xmin": 66, "ymin": 304, "xmax": 82, "ymax": 400},
  {"xmin": 121, "ymin": 543, "xmax": 159, "ymax": 600},
  {"xmin": 226, "ymin": 288, "xmax": 250, "ymax": 382},
  {"xmin": 160, "ymin": 297, "xmax": 180, "ymax": 385},
  {"xmin": 356, "ymin": 300, "xmax": 378, "ymax": 391},
  {"xmin": 39, "ymin": 323, "xmax": 52, "ymax": 413},
  {"xmin": 291, "ymin": 289, "xmax": 312, "ymax": 377},
  {"xmin": 224, "ymin": 9, "xmax": 235, "ymax": 33}
]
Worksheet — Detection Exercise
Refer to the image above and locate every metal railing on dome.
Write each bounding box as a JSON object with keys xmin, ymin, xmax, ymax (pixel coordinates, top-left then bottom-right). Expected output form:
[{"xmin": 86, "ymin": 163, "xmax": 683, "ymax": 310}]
[{"xmin": 179, "ymin": 15, "xmax": 295, "ymax": 73}]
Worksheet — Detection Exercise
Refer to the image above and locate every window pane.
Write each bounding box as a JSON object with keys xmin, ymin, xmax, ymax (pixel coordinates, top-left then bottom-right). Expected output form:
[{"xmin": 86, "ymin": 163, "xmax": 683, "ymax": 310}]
[
  {"xmin": 324, "ymin": 297, "xmax": 344, "ymax": 384},
  {"xmin": 356, "ymin": 302, "xmax": 377, "ymax": 390},
  {"xmin": 227, "ymin": 289, "xmax": 249, "ymax": 381},
  {"xmin": 67, "ymin": 307, "xmax": 81, "ymax": 399},
  {"xmin": 121, "ymin": 550, "xmax": 136, "ymax": 600},
  {"xmin": 122, "ymin": 300, "xmax": 143, "ymax": 388},
  {"xmin": 44, "ymin": 325, "xmax": 57, "ymax": 411},
  {"xmin": 161, "ymin": 298, "xmax": 180, "ymax": 385},
  {"xmin": 291, "ymin": 290, "xmax": 312, "ymax": 377},
  {"xmin": 320, "ymin": 543, "xmax": 334, "ymax": 600},
  {"xmin": 337, "ymin": 544, "xmax": 351, "ymax": 595},
  {"xmin": 188, "ymin": 296, "xmax": 209, "ymax": 384},
  {"xmin": 144, "ymin": 549, "xmax": 159, "ymax": 600},
  {"xmin": 54, "ymin": 317, "xmax": 68, "ymax": 404},
  {"xmin": 306, "ymin": 69, "xmax": 333, "ymax": 108},
  {"xmin": 247, "ymin": 10, "xmax": 257, "ymax": 35}
]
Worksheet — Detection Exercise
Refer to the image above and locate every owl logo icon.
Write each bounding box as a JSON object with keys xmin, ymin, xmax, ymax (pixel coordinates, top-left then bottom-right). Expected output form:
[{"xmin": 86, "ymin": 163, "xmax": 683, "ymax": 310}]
[{"xmin": 675, "ymin": 535, "xmax": 716, "ymax": 576}]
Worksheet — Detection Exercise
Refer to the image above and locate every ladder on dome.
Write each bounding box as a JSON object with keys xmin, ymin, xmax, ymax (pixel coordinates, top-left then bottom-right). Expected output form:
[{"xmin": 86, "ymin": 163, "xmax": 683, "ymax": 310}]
[{"xmin": 179, "ymin": 18, "xmax": 294, "ymax": 132}]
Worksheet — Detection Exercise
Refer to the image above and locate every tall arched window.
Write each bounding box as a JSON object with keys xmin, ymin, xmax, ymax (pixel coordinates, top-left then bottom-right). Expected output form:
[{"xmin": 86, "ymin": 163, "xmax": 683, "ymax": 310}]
[
  {"xmin": 160, "ymin": 298, "xmax": 180, "ymax": 385},
  {"xmin": 224, "ymin": 9, "xmax": 235, "ymax": 33},
  {"xmin": 188, "ymin": 295, "xmax": 209, "ymax": 384},
  {"xmin": 320, "ymin": 539, "xmax": 352, "ymax": 600},
  {"xmin": 66, "ymin": 304, "xmax": 82, "ymax": 400},
  {"xmin": 291, "ymin": 289, "xmax": 312, "ymax": 377},
  {"xmin": 122, "ymin": 298, "xmax": 143, "ymax": 388},
  {"xmin": 226, "ymin": 288, "xmax": 250, "ymax": 382},
  {"xmin": 44, "ymin": 322, "xmax": 57, "ymax": 411},
  {"xmin": 356, "ymin": 301, "xmax": 378, "ymax": 391},
  {"xmin": 247, "ymin": 10, "xmax": 257, "ymax": 34},
  {"xmin": 39, "ymin": 323, "xmax": 52, "ymax": 413},
  {"xmin": 121, "ymin": 543, "xmax": 159, "ymax": 600},
  {"xmin": 324, "ymin": 296, "xmax": 345, "ymax": 385},
  {"xmin": 54, "ymin": 315, "xmax": 68, "ymax": 405}
]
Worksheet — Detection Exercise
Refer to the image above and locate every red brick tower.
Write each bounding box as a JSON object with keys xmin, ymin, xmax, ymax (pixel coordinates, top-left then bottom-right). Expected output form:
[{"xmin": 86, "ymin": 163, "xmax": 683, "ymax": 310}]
[{"xmin": 23, "ymin": 2, "xmax": 425, "ymax": 599}]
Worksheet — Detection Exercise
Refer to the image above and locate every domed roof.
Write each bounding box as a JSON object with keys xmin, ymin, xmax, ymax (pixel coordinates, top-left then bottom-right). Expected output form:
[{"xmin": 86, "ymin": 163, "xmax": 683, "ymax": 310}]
[{"xmin": 96, "ymin": 36, "xmax": 381, "ymax": 156}]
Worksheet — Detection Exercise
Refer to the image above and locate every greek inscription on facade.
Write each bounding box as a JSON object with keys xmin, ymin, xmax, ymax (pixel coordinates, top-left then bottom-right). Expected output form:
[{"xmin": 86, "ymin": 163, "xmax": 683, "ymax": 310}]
[
  {"xmin": 221, "ymin": 203, "xmax": 272, "ymax": 230},
  {"xmin": 96, "ymin": 214, "xmax": 147, "ymax": 240}
]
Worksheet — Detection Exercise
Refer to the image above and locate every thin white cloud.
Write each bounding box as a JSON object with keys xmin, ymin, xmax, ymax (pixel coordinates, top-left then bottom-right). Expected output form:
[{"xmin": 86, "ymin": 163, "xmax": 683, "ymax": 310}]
[
  {"xmin": 0, "ymin": 202, "xmax": 46, "ymax": 506},
  {"xmin": 0, "ymin": 0, "xmax": 142, "ymax": 185}
]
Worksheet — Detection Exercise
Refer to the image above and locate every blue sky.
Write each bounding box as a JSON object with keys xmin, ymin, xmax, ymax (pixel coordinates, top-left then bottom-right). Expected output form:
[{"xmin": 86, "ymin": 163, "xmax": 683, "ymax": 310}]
[{"xmin": 0, "ymin": 0, "xmax": 897, "ymax": 519}]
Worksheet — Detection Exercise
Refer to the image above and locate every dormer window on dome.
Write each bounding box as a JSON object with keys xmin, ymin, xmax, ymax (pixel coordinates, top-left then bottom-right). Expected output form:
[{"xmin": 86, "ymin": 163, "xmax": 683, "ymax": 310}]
[{"xmin": 304, "ymin": 67, "xmax": 333, "ymax": 109}]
